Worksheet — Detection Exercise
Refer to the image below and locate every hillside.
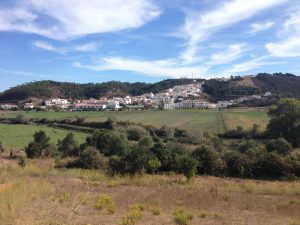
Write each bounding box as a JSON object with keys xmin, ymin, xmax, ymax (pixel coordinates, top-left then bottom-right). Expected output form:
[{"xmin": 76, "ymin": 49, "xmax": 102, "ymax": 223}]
[
  {"xmin": 0, "ymin": 79, "xmax": 203, "ymax": 102},
  {"xmin": 0, "ymin": 73, "xmax": 299, "ymax": 102}
]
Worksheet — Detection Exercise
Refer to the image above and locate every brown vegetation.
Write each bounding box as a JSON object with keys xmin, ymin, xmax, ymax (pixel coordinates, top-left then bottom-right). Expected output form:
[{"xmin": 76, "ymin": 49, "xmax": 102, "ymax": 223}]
[{"xmin": 0, "ymin": 157, "xmax": 299, "ymax": 225}]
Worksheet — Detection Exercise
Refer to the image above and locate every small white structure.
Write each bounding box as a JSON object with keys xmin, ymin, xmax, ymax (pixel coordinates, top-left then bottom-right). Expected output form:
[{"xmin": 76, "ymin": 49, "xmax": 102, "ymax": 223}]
[
  {"xmin": 0, "ymin": 104, "xmax": 18, "ymax": 110},
  {"xmin": 264, "ymin": 92, "xmax": 272, "ymax": 97},
  {"xmin": 107, "ymin": 101, "xmax": 121, "ymax": 110},
  {"xmin": 24, "ymin": 103, "xmax": 35, "ymax": 109}
]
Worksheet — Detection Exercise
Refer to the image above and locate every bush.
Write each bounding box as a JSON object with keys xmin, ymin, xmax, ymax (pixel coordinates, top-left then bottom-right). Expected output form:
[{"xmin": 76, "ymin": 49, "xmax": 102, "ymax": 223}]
[
  {"xmin": 126, "ymin": 126, "xmax": 148, "ymax": 141},
  {"xmin": 57, "ymin": 133, "xmax": 79, "ymax": 157},
  {"xmin": 224, "ymin": 152, "xmax": 254, "ymax": 178},
  {"xmin": 239, "ymin": 140, "xmax": 256, "ymax": 153},
  {"xmin": 0, "ymin": 141, "xmax": 4, "ymax": 153},
  {"xmin": 138, "ymin": 136, "xmax": 154, "ymax": 149},
  {"xmin": 86, "ymin": 130, "xmax": 129, "ymax": 156},
  {"xmin": 14, "ymin": 114, "xmax": 28, "ymax": 124},
  {"xmin": 253, "ymin": 152, "xmax": 291, "ymax": 179},
  {"xmin": 267, "ymin": 98, "xmax": 300, "ymax": 147},
  {"xmin": 25, "ymin": 131, "xmax": 50, "ymax": 158},
  {"xmin": 146, "ymin": 158, "xmax": 161, "ymax": 174},
  {"xmin": 192, "ymin": 145, "xmax": 223, "ymax": 175},
  {"xmin": 95, "ymin": 194, "xmax": 116, "ymax": 214},
  {"xmin": 68, "ymin": 147, "xmax": 103, "ymax": 169},
  {"xmin": 173, "ymin": 207, "xmax": 193, "ymax": 225},
  {"xmin": 266, "ymin": 138, "xmax": 293, "ymax": 155},
  {"xmin": 176, "ymin": 155, "xmax": 198, "ymax": 180},
  {"xmin": 108, "ymin": 155, "xmax": 125, "ymax": 175}
]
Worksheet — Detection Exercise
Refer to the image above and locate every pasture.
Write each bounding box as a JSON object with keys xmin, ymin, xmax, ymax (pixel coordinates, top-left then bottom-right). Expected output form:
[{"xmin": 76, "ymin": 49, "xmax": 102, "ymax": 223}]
[
  {"xmin": 0, "ymin": 107, "xmax": 269, "ymax": 130},
  {"xmin": 0, "ymin": 124, "xmax": 87, "ymax": 149}
]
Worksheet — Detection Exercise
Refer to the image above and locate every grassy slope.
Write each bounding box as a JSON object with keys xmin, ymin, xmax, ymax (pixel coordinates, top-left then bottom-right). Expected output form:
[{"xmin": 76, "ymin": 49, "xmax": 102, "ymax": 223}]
[
  {"xmin": 0, "ymin": 158, "xmax": 299, "ymax": 225},
  {"xmin": 0, "ymin": 124, "xmax": 87, "ymax": 149}
]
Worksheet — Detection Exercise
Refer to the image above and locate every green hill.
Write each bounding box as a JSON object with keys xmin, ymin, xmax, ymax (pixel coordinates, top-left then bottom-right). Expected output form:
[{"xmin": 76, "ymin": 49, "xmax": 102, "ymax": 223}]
[{"xmin": 0, "ymin": 73, "xmax": 299, "ymax": 102}]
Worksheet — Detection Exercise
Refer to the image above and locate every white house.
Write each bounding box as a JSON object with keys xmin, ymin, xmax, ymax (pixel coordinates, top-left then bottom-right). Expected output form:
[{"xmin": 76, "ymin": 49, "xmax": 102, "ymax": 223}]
[
  {"xmin": 107, "ymin": 101, "xmax": 121, "ymax": 110},
  {"xmin": 24, "ymin": 103, "xmax": 35, "ymax": 110},
  {"xmin": 0, "ymin": 104, "xmax": 18, "ymax": 110}
]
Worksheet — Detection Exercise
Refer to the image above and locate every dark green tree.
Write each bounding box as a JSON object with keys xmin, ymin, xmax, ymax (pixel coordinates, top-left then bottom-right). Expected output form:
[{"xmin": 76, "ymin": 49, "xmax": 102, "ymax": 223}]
[
  {"xmin": 192, "ymin": 145, "xmax": 223, "ymax": 175},
  {"xmin": 266, "ymin": 138, "xmax": 293, "ymax": 155},
  {"xmin": 25, "ymin": 131, "xmax": 50, "ymax": 158},
  {"xmin": 176, "ymin": 155, "xmax": 198, "ymax": 181},
  {"xmin": 57, "ymin": 133, "xmax": 79, "ymax": 157},
  {"xmin": 267, "ymin": 98, "xmax": 300, "ymax": 147}
]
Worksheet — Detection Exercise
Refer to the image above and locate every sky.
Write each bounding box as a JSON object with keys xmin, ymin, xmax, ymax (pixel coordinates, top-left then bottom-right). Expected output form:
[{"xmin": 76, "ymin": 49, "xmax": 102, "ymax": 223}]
[{"xmin": 0, "ymin": 0, "xmax": 300, "ymax": 91}]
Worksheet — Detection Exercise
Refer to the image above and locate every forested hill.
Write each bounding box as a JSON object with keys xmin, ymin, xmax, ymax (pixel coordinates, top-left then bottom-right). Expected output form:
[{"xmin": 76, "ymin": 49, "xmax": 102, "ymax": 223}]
[
  {"xmin": 0, "ymin": 73, "xmax": 299, "ymax": 102},
  {"xmin": 0, "ymin": 79, "xmax": 203, "ymax": 102}
]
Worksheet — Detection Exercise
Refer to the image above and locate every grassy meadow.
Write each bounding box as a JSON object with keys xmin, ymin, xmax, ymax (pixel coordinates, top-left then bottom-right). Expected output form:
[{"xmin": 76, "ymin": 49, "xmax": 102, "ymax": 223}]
[
  {"xmin": 0, "ymin": 124, "xmax": 87, "ymax": 149},
  {"xmin": 0, "ymin": 108, "xmax": 269, "ymax": 149},
  {"xmin": 0, "ymin": 158, "xmax": 300, "ymax": 225}
]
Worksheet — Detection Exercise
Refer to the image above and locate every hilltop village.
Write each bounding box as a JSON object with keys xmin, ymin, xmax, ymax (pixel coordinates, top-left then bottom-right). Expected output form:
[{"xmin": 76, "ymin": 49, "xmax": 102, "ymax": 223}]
[{"xmin": 0, "ymin": 81, "xmax": 272, "ymax": 111}]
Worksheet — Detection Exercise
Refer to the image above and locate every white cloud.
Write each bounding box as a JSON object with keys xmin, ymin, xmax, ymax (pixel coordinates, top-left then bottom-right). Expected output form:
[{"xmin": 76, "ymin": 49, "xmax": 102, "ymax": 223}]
[
  {"xmin": 266, "ymin": 10, "xmax": 300, "ymax": 57},
  {"xmin": 180, "ymin": 0, "xmax": 287, "ymax": 63},
  {"xmin": 33, "ymin": 40, "xmax": 67, "ymax": 54},
  {"xmin": 33, "ymin": 40, "xmax": 100, "ymax": 54},
  {"xmin": 224, "ymin": 57, "xmax": 273, "ymax": 74},
  {"xmin": 0, "ymin": 0, "xmax": 161, "ymax": 40},
  {"xmin": 249, "ymin": 21, "xmax": 274, "ymax": 33},
  {"xmin": 73, "ymin": 57, "xmax": 209, "ymax": 78},
  {"xmin": 208, "ymin": 44, "xmax": 246, "ymax": 65}
]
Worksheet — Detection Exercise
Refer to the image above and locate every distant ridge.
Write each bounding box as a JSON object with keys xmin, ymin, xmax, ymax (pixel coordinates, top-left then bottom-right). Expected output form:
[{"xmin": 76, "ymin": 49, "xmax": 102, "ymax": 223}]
[{"xmin": 0, "ymin": 73, "xmax": 299, "ymax": 102}]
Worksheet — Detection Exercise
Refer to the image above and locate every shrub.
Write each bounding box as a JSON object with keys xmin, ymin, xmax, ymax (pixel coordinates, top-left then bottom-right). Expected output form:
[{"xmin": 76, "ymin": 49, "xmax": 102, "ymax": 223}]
[
  {"xmin": 17, "ymin": 156, "xmax": 26, "ymax": 168},
  {"xmin": 150, "ymin": 206, "xmax": 161, "ymax": 216},
  {"xmin": 176, "ymin": 155, "xmax": 198, "ymax": 180},
  {"xmin": 224, "ymin": 152, "xmax": 254, "ymax": 178},
  {"xmin": 86, "ymin": 130, "xmax": 129, "ymax": 156},
  {"xmin": 146, "ymin": 159, "xmax": 161, "ymax": 174},
  {"xmin": 57, "ymin": 133, "xmax": 79, "ymax": 157},
  {"xmin": 173, "ymin": 207, "xmax": 193, "ymax": 225},
  {"xmin": 192, "ymin": 145, "xmax": 223, "ymax": 176},
  {"xmin": 108, "ymin": 155, "xmax": 125, "ymax": 175},
  {"xmin": 0, "ymin": 141, "xmax": 4, "ymax": 153},
  {"xmin": 138, "ymin": 136, "xmax": 154, "ymax": 150},
  {"xmin": 95, "ymin": 194, "xmax": 116, "ymax": 214},
  {"xmin": 239, "ymin": 140, "xmax": 256, "ymax": 153},
  {"xmin": 266, "ymin": 138, "xmax": 293, "ymax": 155},
  {"xmin": 14, "ymin": 114, "xmax": 28, "ymax": 124},
  {"xmin": 150, "ymin": 142, "xmax": 172, "ymax": 171},
  {"xmin": 253, "ymin": 152, "xmax": 291, "ymax": 179},
  {"xmin": 25, "ymin": 143, "xmax": 44, "ymax": 158},
  {"xmin": 126, "ymin": 126, "xmax": 148, "ymax": 141},
  {"xmin": 69, "ymin": 147, "xmax": 103, "ymax": 169},
  {"xmin": 267, "ymin": 98, "xmax": 300, "ymax": 147}
]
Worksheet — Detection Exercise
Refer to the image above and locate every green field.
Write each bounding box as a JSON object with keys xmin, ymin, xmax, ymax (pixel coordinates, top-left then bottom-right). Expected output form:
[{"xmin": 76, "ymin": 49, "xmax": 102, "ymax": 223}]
[
  {"xmin": 0, "ymin": 107, "xmax": 269, "ymax": 129},
  {"xmin": 0, "ymin": 124, "xmax": 87, "ymax": 149},
  {"xmin": 0, "ymin": 108, "xmax": 269, "ymax": 149}
]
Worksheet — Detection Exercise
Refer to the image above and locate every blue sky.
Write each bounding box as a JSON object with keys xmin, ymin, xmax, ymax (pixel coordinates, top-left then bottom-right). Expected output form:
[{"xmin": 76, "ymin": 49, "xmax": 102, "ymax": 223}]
[{"xmin": 0, "ymin": 0, "xmax": 300, "ymax": 91}]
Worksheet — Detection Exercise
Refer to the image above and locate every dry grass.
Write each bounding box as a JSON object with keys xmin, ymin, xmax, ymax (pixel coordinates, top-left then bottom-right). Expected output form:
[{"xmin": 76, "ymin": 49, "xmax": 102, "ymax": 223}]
[{"xmin": 0, "ymin": 157, "xmax": 300, "ymax": 225}]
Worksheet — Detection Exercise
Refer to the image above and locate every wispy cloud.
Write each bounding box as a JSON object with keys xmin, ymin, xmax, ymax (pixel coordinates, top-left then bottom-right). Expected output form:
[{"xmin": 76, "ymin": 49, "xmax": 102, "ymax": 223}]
[
  {"xmin": 32, "ymin": 40, "xmax": 101, "ymax": 54},
  {"xmin": 179, "ymin": 0, "xmax": 287, "ymax": 63},
  {"xmin": 224, "ymin": 57, "xmax": 274, "ymax": 74},
  {"xmin": 0, "ymin": 0, "xmax": 161, "ymax": 40},
  {"xmin": 73, "ymin": 57, "xmax": 209, "ymax": 78},
  {"xmin": 208, "ymin": 44, "xmax": 246, "ymax": 65},
  {"xmin": 249, "ymin": 21, "xmax": 275, "ymax": 33},
  {"xmin": 266, "ymin": 9, "xmax": 300, "ymax": 57}
]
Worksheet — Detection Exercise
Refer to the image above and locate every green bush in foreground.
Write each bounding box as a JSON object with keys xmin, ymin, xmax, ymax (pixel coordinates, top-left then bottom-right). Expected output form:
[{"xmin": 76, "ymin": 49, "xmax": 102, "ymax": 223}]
[{"xmin": 173, "ymin": 207, "xmax": 193, "ymax": 225}]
